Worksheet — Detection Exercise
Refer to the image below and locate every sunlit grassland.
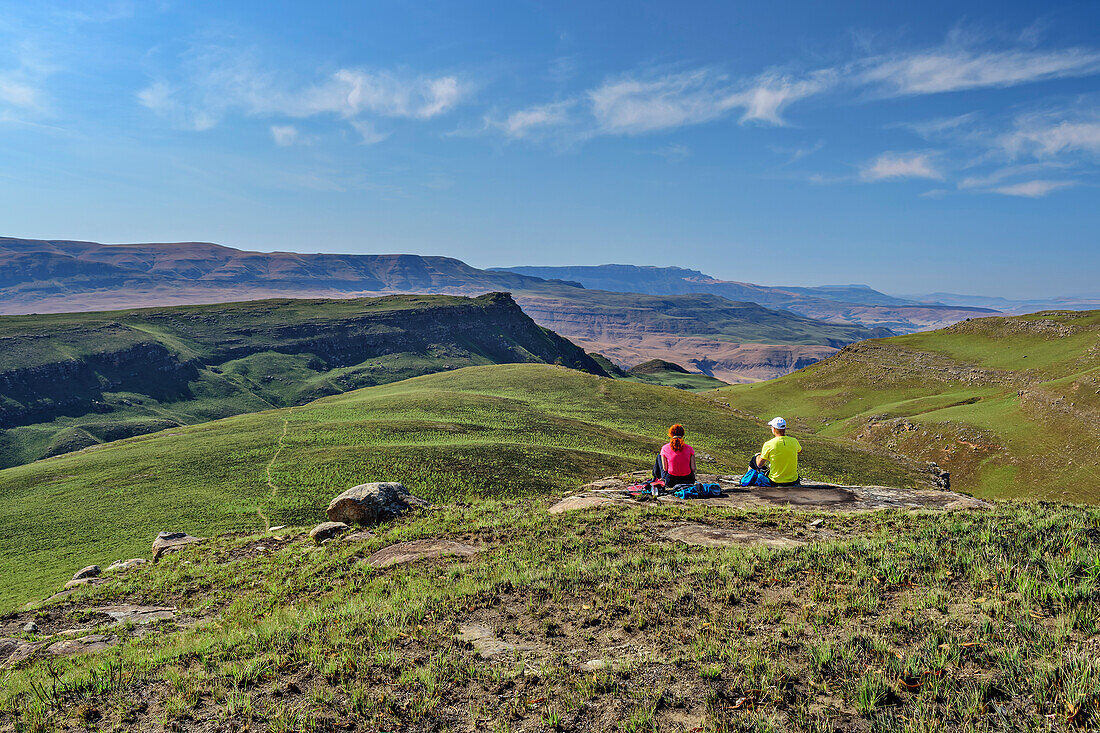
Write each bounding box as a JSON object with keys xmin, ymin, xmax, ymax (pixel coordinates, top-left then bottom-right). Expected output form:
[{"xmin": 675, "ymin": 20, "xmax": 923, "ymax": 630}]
[
  {"xmin": 0, "ymin": 364, "xmax": 930, "ymax": 613},
  {"xmin": 3, "ymin": 498, "xmax": 1098, "ymax": 731},
  {"xmin": 723, "ymin": 310, "xmax": 1100, "ymax": 501}
]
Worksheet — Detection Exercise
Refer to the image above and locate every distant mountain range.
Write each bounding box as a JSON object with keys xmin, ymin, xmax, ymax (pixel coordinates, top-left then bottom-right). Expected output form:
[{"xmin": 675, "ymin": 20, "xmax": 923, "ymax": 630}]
[
  {"xmin": 899, "ymin": 291, "xmax": 1100, "ymax": 313},
  {"xmin": 0, "ymin": 237, "xmax": 994, "ymax": 382},
  {"xmin": 493, "ymin": 264, "xmax": 995, "ymax": 331}
]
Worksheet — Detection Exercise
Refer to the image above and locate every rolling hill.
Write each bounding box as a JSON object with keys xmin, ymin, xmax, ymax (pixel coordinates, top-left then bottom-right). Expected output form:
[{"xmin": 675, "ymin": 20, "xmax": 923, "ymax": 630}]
[
  {"xmin": 498, "ymin": 264, "xmax": 997, "ymax": 333},
  {"xmin": 721, "ymin": 310, "xmax": 1100, "ymax": 502},
  {"xmin": 0, "ymin": 293, "xmax": 605, "ymax": 468},
  {"xmin": 0, "ymin": 363, "xmax": 940, "ymax": 613}
]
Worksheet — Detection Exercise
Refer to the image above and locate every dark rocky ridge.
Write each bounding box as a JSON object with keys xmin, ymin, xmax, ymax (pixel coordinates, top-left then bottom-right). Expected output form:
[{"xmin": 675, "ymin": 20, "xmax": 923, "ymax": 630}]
[{"xmin": 0, "ymin": 292, "xmax": 605, "ymax": 467}]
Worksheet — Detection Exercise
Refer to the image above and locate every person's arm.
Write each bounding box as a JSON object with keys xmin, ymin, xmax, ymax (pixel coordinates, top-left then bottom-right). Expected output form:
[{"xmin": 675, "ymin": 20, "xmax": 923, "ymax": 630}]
[
  {"xmin": 690, "ymin": 453, "xmax": 697, "ymax": 473},
  {"xmin": 661, "ymin": 454, "xmax": 669, "ymax": 472}
]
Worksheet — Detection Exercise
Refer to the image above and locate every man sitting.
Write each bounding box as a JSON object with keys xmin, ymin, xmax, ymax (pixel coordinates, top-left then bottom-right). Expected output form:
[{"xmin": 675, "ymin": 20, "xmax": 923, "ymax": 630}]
[{"xmin": 751, "ymin": 417, "xmax": 802, "ymax": 486}]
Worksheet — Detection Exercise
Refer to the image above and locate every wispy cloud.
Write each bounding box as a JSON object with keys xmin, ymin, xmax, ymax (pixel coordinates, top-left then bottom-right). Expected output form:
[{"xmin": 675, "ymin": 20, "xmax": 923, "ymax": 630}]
[
  {"xmin": 138, "ymin": 43, "xmax": 469, "ymax": 139},
  {"xmin": 860, "ymin": 152, "xmax": 942, "ymax": 181},
  {"xmin": 586, "ymin": 67, "xmax": 834, "ymax": 134},
  {"xmin": 270, "ymin": 124, "xmax": 298, "ymax": 146},
  {"xmin": 998, "ymin": 112, "xmax": 1100, "ymax": 158},
  {"xmin": 859, "ymin": 47, "xmax": 1100, "ymax": 96},
  {"xmin": 991, "ymin": 179, "xmax": 1076, "ymax": 197},
  {"xmin": 485, "ymin": 100, "xmax": 576, "ymax": 139}
]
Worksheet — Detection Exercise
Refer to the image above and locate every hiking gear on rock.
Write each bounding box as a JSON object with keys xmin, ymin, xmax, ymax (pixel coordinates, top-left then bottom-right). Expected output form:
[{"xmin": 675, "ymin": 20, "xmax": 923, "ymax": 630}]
[
  {"xmin": 673, "ymin": 482, "xmax": 723, "ymax": 499},
  {"xmin": 760, "ymin": 435, "xmax": 801, "ymax": 485},
  {"xmin": 768, "ymin": 417, "xmax": 787, "ymax": 430},
  {"xmin": 740, "ymin": 468, "xmax": 774, "ymax": 487}
]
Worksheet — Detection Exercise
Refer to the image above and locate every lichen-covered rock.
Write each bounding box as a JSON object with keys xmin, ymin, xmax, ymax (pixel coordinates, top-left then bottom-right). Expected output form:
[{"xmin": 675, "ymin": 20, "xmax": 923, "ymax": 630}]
[
  {"xmin": 365, "ymin": 539, "xmax": 479, "ymax": 568},
  {"xmin": 309, "ymin": 521, "xmax": 349, "ymax": 544},
  {"xmin": 152, "ymin": 532, "xmax": 202, "ymax": 561},
  {"xmin": 326, "ymin": 482, "xmax": 428, "ymax": 526},
  {"xmin": 0, "ymin": 637, "xmax": 42, "ymax": 668},
  {"xmin": 64, "ymin": 577, "xmax": 108, "ymax": 590},
  {"xmin": 72, "ymin": 565, "xmax": 100, "ymax": 581},
  {"xmin": 106, "ymin": 558, "xmax": 146, "ymax": 573}
]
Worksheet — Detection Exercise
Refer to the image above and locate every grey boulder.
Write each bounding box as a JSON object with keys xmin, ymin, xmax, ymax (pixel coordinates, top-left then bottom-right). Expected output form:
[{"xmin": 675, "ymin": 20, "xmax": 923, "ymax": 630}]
[
  {"xmin": 309, "ymin": 521, "xmax": 349, "ymax": 545},
  {"xmin": 106, "ymin": 558, "xmax": 146, "ymax": 573},
  {"xmin": 326, "ymin": 482, "xmax": 428, "ymax": 526},
  {"xmin": 72, "ymin": 565, "xmax": 101, "ymax": 581},
  {"xmin": 152, "ymin": 532, "xmax": 202, "ymax": 561}
]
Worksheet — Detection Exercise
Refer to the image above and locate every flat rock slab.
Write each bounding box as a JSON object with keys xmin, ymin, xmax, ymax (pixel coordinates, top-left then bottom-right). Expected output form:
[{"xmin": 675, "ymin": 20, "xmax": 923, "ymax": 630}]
[
  {"xmin": 152, "ymin": 532, "xmax": 203, "ymax": 561},
  {"xmin": 366, "ymin": 539, "xmax": 479, "ymax": 569},
  {"xmin": 0, "ymin": 638, "xmax": 43, "ymax": 668},
  {"xmin": 561, "ymin": 472, "xmax": 992, "ymax": 514},
  {"xmin": 46, "ymin": 634, "xmax": 118, "ymax": 657},
  {"xmin": 457, "ymin": 623, "xmax": 528, "ymax": 659},
  {"xmin": 661, "ymin": 523, "xmax": 804, "ymax": 549},
  {"xmin": 90, "ymin": 605, "xmax": 176, "ymax": 625}
]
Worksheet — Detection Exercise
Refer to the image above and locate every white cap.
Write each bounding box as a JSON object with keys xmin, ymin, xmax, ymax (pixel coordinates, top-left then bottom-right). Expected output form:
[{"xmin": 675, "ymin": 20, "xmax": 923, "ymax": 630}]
[{"xmin": 768, "ymin": 417, "xmax": 787, "ymax": 429}]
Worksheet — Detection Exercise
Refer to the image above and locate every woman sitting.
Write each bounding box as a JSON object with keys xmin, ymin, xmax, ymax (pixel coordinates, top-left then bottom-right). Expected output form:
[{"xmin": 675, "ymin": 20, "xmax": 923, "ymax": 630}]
[{"xmin": 652, "ymin": 424, "xmax": 697, "ymax": 487}]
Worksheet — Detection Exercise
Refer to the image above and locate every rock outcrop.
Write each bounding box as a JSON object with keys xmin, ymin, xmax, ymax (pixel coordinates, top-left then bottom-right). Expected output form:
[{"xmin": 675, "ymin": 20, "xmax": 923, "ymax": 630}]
[
  {"xmin": 309, "ymin": 521, "xmax": 349, "ymax": 544},
  {"xmin": 152, "ymin": 531, "xmax": 202, "ymax": 561},
  {"xmin": 327, "ymin": 482, "xmax": 429, "ymax": 526},
  {"xmin": 365, "ymin": 539, "xmax": 479, "ymax": 569}
]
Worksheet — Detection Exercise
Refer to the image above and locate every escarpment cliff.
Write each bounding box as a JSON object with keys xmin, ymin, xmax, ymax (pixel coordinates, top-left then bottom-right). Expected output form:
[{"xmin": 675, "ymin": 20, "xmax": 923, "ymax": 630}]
[{"xmin": 0, "ymin": 293, "xmax": 604, "ymax": 468}]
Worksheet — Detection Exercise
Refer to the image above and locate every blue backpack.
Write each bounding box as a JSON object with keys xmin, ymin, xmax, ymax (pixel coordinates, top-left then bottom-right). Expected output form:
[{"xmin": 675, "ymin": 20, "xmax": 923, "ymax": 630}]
[
  {"xmin": 673, "ymin": 483, "xmax": 723, "ymax": 499},
  {"xmin": 740, "ymin": 468, "xmax": 774, "ymax": 488}
]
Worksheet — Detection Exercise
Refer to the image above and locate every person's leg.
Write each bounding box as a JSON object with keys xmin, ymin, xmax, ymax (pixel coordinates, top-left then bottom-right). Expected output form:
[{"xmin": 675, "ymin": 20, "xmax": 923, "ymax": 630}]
[{"xmin": 653, "ymin": 454, "xmax": 664, "ymax": 482}]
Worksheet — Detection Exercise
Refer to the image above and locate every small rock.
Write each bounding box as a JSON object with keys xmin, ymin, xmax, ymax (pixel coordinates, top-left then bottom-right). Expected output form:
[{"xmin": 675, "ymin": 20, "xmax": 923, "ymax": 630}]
[
  {"xmin": 22, "ymin": 622, "xmax": 38, "ymax": 634},
  {"xmin": 47, "ymin": 634, "xmax": 118, "ymax": 657},
  {"xmin": 583, "ymin": 659, "xmax": 608, "ymax": 671},
  {"xmin": 326, "ymin": 482, "xmax": 429, "ymax": 526},
  {"xmin": 269, "ymin": 525, "xmax": 286, "ymax": 532},
  {"xmin": 310, "ymin": 521, "xmax": 350, "ymax": 544},
  {"xmin": 365, "ymin": 539, "xmax": 480, "ymax": 568},
  {"xmin": 0, "ymin": 638, "xmax": 42, "ymax": 668},
  {"xmin": 64, "ymin": 577, "xmax": 109, "ymax": 590},
  {"xmin": 456, "ymin": 623, "xmax": 526, "ymax": 659},
  {"xmin": 807, "ymin": 518, "xmax": 824, "ymax": 528},
  {"xmin": 106, "ymin": 558, "xmax": 146, "ymax": 573},
  {"xmin": 72, "ymin": 565, "xmax": 101, "ymax": 581},
  {"xmin": 341, "ymin": 529, "xmax": 375, "ymax": 543},
  {"xmin": 152, "ymin": 532, "xmax": 202, "ymax": 561}
]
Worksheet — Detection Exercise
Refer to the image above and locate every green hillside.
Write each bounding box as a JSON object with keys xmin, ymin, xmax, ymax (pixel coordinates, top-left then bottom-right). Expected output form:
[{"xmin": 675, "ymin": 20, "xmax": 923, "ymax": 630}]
[
  {"xmin": 0, "ymin": 364, "xmax": 935, "ymax": 613},
  {"xmin": 722, "ymin": 310, "xmax": 1100, "ymax": 502},
  {"xmin": 0, "ymin": 293, "xmax": 604, "ymax": 469},
  {"xmin": 624, "ymin": 359, "xmax": 729, "ymax": 392}
]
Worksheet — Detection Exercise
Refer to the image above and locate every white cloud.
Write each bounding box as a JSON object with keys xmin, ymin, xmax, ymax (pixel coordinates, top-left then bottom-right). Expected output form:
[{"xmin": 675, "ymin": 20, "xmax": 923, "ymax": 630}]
[
  {"xmin": 991, "ymin": 180, "xmax": 1076, "ymax": 197},
  {"xmin": 270, "ymin": 124, "xmax": 298, "ymax": 146},
  {"xmin": 138, "ymin": 44, "xmax": 469, "ymax": 140},
  {"xmin": 486, "ymin": 100, "xmax": 576, "ymax": 138},
  {"xmin": 349, "ymin": 119, "xmax": 387, "ymax": 144},
  {"xmin": 860, "ymin": 47, "xmax": 1100, "ymax": 96},
  {"xmin": 861, "ymin": 152, "xmax": 943, "ymax": 181},
  {"xmin": 999, "ymin": 114, "xmax": 1100, "ymax": 158},
  {"xmin": 585, "ymin": 67, "xmax": 833, "ymax": 135}
]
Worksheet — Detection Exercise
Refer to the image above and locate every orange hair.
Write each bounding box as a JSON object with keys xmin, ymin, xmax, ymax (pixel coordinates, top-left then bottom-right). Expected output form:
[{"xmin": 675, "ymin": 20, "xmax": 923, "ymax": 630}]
[{"xmin": 668, "ymin": 424, "xmax": 686, "ymax": 451}]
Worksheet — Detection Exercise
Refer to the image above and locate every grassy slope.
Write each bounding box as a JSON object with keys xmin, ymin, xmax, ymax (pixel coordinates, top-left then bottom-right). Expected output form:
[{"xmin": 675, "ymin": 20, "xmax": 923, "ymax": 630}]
[
  {"xmin": 0, "ymin": 364, "xmax": 932, "ymax": 613},
  {"xmin": 3, "ymin": 487, "xmax": 1098, "ymax": 731},
  {"xmin": 0, "ymin": 293, "xmax": 601, "ymax": 468},
  {"xmin": 722, "ymin": 310, "xmax": 1100, "ymax": 502}
]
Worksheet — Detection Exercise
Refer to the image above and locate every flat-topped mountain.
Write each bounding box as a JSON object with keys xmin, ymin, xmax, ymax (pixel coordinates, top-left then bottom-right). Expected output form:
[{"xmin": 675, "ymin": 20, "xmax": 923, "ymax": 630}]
[
  {"xmin": 0, "ymin": 292, "xmax": 604, "ymax": 468},
  {"xmin": 0, "ymin": 237, "xmax": 895, "ymax": 382},
  {"xmin": 497, "ymin": 264, "xmax": 996, "ymax": 333}
]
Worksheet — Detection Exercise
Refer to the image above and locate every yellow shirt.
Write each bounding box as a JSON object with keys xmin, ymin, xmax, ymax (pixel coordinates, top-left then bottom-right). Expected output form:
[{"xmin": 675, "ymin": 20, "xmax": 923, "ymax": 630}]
[{"xmin": 761, "ymin": 435, "xmax": 802, "ymax": 484}]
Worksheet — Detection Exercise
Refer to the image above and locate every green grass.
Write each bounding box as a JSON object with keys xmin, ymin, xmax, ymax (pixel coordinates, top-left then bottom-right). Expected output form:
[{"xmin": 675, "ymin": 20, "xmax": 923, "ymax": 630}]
[
  {"xmin": 0, "ymin": 293, "xmax": 603, "ymax": 468},
  {"xmin": 1, "ymin": 496, "xmax": 1097, "ymax": 731},
  {"xmin": 0, "ymin": 364, "xmax": 932, "ymax": 613},
  {"xmin": 722, "ymin": 310, "xmax": 1100, "ymax": 502}
]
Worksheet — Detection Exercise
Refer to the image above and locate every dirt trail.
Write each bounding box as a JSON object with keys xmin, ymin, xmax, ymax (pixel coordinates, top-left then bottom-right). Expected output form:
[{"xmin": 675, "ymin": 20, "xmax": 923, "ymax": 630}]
[{"xmin": 256, "ymin": 412, "xmax": 292, "ymax": 532}]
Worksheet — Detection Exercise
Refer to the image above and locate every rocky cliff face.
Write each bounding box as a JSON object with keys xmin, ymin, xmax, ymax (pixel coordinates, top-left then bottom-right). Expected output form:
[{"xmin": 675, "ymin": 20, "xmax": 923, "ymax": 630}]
[{"xmin": 0, "ymin": 293, "xmax": 604, "ymax": 466}]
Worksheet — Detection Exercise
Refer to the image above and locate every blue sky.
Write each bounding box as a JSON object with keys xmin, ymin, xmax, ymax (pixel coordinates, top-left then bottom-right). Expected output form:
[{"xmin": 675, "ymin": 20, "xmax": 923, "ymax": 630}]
[{"xmin": 1, "ymin": 1, "xmax": 1098, "ymax": 297}]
